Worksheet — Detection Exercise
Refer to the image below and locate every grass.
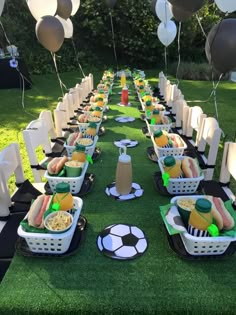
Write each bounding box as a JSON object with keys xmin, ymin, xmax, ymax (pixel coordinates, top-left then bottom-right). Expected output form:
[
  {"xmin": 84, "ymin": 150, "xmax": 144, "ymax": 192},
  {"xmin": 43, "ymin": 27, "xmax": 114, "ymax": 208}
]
[{"xmin": 0, "ymin": 70, "xmax": 236, "ymax": 314}]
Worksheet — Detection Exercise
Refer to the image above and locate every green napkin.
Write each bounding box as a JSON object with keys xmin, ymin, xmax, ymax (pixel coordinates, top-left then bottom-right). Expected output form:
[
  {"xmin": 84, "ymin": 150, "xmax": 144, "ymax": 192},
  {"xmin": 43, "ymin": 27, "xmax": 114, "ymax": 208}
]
[{"xmin": 160, "ymin": 204, "xmax": 186, "ymax": 235}]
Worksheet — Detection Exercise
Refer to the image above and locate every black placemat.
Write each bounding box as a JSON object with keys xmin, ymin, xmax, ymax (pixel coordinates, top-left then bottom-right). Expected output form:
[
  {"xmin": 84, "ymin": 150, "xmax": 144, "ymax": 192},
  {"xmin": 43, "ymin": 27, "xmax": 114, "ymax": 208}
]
[
  {"xmin": 98, "ymin": 126, "xmax": 106, "ymax": 136},
  {"xmin": 142, "ymin": 126, "xmax": 150, "ymax": 138},
  {"xmin": 146, "ymin": 146, "xmax": 157, "ymax": 162},
  {"xmin": 164, "ymin": 225, "xmax": 236, "ymax": 260},
  {"xmin": 15, "ymin": 215, "xmax": 87, "ymax": 258},
  {"xmin": 153, "ymin": 172, "xmax": 203, "ymax": 196},
  {"xmin": 11, "ymin": 180, "xmax": 42, "ymax": 204},
  {"xmin": 44, "ymin": 173, "xmax": 96, "ymax": 197}
]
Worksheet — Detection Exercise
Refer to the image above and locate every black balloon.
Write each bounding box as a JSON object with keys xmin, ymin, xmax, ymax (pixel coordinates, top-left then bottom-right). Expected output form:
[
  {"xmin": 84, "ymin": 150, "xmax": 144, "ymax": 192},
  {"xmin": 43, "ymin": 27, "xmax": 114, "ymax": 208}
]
[
  {"xmin": 35, "ymin": 16, "xmax": 64, "ymax": 52},
  {"xmin": 168, "ymin": 0, "xmax": 206, "ymax": 13},
  {"xmin": 171, "ymin": 4, "xmax": 192, "ymax": 22},
  {"xmin": 150, "ymin": 0, "xmax": 157, "ymax": 15},
  {"xmin": 205, "ymin": 19, "xmax": 236, "ymax": 74},
  {"xmin": 57, "ymin": 0, "xmax": 72, "ymax": 19},
  {"xmin": 104, "ymin": 0, "xmax": 117, "ymax": 9}
]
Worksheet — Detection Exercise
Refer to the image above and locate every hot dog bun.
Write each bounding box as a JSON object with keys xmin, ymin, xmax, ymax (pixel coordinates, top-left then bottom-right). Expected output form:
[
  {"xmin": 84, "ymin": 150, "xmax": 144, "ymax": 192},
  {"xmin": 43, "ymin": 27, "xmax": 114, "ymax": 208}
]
[
  {"xmin": 205, "ymin": 196, "xmax": 224, "ymax": 230},
  {"xmin": 28, "ymin": 194, "xmax": 52, "ymax": 228},
  {"xmin": 212, "ymin": 196, "xmax": 235, "ymax": 230},
  {"xmin": 47, "ymin": 156, "xmax": 68, "ymax": 175},
  {"xmin": 182, "ymin": 157, "xmax": 201, "ymax": 178}
]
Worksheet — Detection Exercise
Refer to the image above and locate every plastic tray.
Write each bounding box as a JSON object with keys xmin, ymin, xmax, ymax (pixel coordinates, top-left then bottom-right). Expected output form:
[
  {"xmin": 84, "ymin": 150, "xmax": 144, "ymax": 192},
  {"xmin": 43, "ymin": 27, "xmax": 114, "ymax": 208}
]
[
  {"xmin": 65, "ymin": 135, "xmax": 98, "ymax": 157},
  {"xmin": 158, "ymin": 156, "xmax": 204, "ymax": 195},
  {"xmin": 151, "ymin": 134, "xmax": 187, "ymax": 158},
  {"xmin": 170, "ymin": 195, "xmax": 236, "ymax": 256},
  {"xmin": 16, "ymin": 215, "xmax": 87, "ymax": 258},
  {"xmin": 17, "ymin": 197, "xmax": 83, "ymax": 254},
  {"xmin": 44, "ymin": 161, "xmax": 88, "ymax": 194}
]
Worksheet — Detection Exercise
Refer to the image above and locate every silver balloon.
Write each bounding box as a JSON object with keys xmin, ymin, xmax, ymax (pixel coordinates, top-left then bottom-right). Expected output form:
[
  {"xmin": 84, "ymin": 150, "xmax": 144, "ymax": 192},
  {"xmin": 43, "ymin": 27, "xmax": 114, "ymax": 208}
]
[
  {"xmin": 170, "ymin": 4, "xmax": 192, "ymax": 21},
  {"xmin": 168, "ymin": 0, "xmax": 206, "ymax": 13},
  {"xmin": 57, "ymin": 0, "xmax": 73, "ymax": 19},
  {"xmin": 35, "ymin": 16, "xmax": 65, "ymax": 52},
  {"xmin": 205, "ymin": 19, "xmax": 236, "ymax": 73}
]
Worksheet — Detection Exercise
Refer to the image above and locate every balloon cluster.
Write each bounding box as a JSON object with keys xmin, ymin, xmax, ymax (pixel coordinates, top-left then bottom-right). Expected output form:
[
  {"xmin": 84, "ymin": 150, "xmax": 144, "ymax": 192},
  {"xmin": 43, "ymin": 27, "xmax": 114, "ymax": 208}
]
[
  {"xmin": 155, "ymin": 0, "xmax": 177, "ymax": 47},
  {"xmin": 26, "ymin": 0, "xmax": 81, "ymax": 52},
  {"xmin": 151, "ymin": 0, "xmax": 236, "ymax": 74}
]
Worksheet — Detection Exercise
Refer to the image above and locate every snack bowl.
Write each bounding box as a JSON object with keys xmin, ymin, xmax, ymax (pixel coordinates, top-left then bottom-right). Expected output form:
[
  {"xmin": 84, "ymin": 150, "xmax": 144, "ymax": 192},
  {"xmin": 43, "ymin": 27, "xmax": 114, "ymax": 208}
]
[
  {"xmin": 176, "ymin": 197, "xmax": 196, "ymax": 227},
  {"xmin": 44, "ymin": 211, "xmax": 73, "ymax": 234}
]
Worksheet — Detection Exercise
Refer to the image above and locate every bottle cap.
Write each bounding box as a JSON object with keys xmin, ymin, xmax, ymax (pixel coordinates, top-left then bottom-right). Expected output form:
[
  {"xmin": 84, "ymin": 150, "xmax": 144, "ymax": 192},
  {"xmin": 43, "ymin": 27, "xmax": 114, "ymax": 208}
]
[
  {"xmin": 164, "ymin": 156, "xmax": 176, "ymax": 167},
  {"xmin": 118, "ymin": 147, "xmax": 131, "ymax": 163},
  {"xmin": 145, "ymin": 100, "xmax": 151, "ymax": 106},
  {"xmin": 88, "ymin": 122, "xmax": 97, "ymax": 129},
  {"xmin": 95, "ymin": 106, "xmax": 102, "ymax": 111},
  {"xmin": 154, "ymin": 130, "xmax": 163, "ymax": 138},
  {"xmin": 74, "ymin": 144, "xmax": 86, "ymax": 152},
  {"xmin": 55, "ymin": 182, "xmax": 70, "ymax": 193},
  {"xmin": 195, "ymin": 198, "xmax": 212, "ymax": 213},
  {"xmin": 153, "ymin": 109, "xmax": 160, "ymax": 115}
]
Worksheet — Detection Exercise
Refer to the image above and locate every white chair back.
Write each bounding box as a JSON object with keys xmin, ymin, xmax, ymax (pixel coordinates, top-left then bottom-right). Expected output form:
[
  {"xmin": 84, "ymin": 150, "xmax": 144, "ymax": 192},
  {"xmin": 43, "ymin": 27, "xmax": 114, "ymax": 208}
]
[
  {"xmin": 23, "ymin": 119, "xmax": 52, "ymax": 182},
  {"xmin": 220, "ymin": 142, "xmax": 236, "ymax": 186},
  {"xmin": 175, "ymin": 99, "xmax": 189, "ymax": 135},
  {"xmin": 39, "ymin": 110, "xmax": 57, "ymax": 140},
  {"xmin": 54, "ymin": 109, "xmax": 69, "ymax": 138},
  {"xmin": 185, "ymin": 106, "xmax": 207, "ymax": 147},
  {"xmin": 197, "ymin": 117, "xmax": 222, "ymax": 180},
  {"xmin": 0, "ymin": 143, "xmax": 25, "ymax": 216}
]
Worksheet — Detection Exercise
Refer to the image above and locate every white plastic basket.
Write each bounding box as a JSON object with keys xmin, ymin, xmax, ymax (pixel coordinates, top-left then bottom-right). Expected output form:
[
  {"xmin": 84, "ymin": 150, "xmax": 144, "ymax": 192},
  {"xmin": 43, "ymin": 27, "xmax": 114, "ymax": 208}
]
[
  {"xmin": 64, "ymin": 135, "xmax": 98, "ymax": 157},
  {"xmin": 44, "ymin": 161, "xmax": 88, "ymax": 194},
  {"xmin": 151, "ymin": 134, "xmax": 187, "ymax": 158},
  {"xmin": 146, "ymin": 118, "xmax": 172, "ymax": 135},
  {"xmin": 171, "ymin": 195, "xmax": 236, "ymax": 256},
  {"xmin": 76, "ymin": 122, "xmax": 101, "ymax": 134},
  {"xmin": 17, "ymin": 197, "xmax": 83, "ymax": 254},
  {"xmin": 158, "ymin": 156, "xmax": 204, "ymax": 195}
]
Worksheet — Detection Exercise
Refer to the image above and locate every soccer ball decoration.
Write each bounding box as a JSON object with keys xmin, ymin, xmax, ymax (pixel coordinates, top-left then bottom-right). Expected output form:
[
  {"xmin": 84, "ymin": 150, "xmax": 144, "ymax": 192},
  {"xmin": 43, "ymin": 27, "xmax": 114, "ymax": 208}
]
[
  {"xmin": 114, "ymin": 139, "xmax": 138, "ymax": 149},
  {"xmin": 97, "ymin": 224, "xmax": 148, "ymax": 260},
  {"xmin": 105, "ymin": 182, "xmax": 144, "ymax": 200}
]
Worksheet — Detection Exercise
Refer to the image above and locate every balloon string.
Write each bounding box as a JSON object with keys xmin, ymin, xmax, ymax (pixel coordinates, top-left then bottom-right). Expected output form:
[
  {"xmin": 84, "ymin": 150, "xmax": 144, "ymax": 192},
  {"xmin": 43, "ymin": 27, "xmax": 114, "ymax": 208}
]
[
  {"xmin": 51, "ymin": 52, "xmax": 67, "ymax": 97},
  {"xmin": 0, "ymin": 20, "xmax": 11, "ymax": 46},
  {"xmin": 71, "ymin": 38, "xmax": 86, "ymax": 78},
  {"xmin": 164, "ymin": 46, "xmax": 167, "ymax": 75},
  {"xmin": 176, "ymin": 21, "xmax": 182, "ymax": 87},
  {"xmin": 109, "ymin": 11, "xmax": 118, "ymax": 72}
]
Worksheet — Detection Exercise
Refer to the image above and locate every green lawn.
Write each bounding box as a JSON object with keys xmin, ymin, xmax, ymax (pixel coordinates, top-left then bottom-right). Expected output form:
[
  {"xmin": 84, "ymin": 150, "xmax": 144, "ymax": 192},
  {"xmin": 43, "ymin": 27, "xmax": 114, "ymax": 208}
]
[{"xmin": 0, "ymin": 72, "xmax": 236, "ymax": 314}]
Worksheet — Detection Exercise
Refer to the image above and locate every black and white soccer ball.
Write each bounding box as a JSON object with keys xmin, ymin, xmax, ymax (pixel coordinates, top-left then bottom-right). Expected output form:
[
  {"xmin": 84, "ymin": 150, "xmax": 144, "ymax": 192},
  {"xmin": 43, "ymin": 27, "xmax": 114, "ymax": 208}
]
[
  {"xmin": 105, "ymin": 182, "xmax": 144, "ymax": 201},
  {"xmin": 114, "ymin": 139, "xmax": 138, "ymax": 148},
  {"xmin": 97, "ymin": 224, "xmax": 148, "ymax": 260}
]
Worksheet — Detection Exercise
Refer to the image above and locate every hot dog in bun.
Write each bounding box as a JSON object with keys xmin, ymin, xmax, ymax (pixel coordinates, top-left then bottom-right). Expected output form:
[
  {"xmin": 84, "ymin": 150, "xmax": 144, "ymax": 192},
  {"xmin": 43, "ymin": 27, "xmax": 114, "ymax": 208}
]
[
  {"xmin": 212, "ymin": 196, "xmax": 234, "ymax": 230},
  {"xmin": 182, "ymin": 157, "xmax": 201, "ymax": 178},
  {"xmin": 28, "ymin": 194, "xmax": 52, "ymax": 228},
  {"xmin": 47, "ymin": 156, "xmax": 68, "ymax": 175}
]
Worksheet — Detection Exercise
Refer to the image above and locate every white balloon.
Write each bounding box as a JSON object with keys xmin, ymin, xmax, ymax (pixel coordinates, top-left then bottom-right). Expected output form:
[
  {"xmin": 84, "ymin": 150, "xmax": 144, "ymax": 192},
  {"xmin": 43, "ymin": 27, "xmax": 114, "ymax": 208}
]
[
  {"xmin": 26, "ymin": 0, "xmax": 58, "ymax": 21},
  {"xmin": 157, "ymin": 20, "xmax": 177, "ymax": 47},
  {"xmin": 0, "ymin": 0, "xmax": 5, "ymax": 16},
  {"xmin": 56, "ymin": 15, "xmax": 73, "ymax": 38},
  {"xmin": 155, "ymin": 0, "xmax": 173, "ymax": 23},
  {"xmin": 215, "ymin": 0, "xmax": 236, "ymax": 13},
  {"xmin": 71, "ymin": 0, "xmax": 80, "ymax": 16}
]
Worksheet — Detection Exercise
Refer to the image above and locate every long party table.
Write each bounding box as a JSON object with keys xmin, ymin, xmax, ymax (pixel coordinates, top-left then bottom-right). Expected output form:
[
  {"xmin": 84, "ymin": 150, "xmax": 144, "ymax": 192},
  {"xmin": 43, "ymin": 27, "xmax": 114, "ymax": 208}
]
[{"xmin": 0, "ymin": 77, "xmax": 236, "ymax": 314}]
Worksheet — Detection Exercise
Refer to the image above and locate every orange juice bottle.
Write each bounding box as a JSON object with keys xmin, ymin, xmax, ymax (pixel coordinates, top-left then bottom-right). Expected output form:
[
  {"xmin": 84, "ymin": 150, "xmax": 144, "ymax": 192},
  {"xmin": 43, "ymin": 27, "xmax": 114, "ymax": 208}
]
[
  {"xmin": 120, "ymin": 72, "xmax": 126, "ymax": 88},
  {"xmin": 163, "ymin": 156, "xmax": 182, "ymax": 178},
  {"xmin": 188, "ymin": 199, "xmax": 213, "ymax": 235},
  {"xmin": 154, "ymin": 130, "xmax": 169, "ymax": 147},
  {"xmin": 85, "ymin": 122, "xmax": 97, "ymax": 137},
  {"xmin": 71, "ymin": 144, "xmax": 86, "ymax": 162},
  {"xmin": 53, "ymin": 182, "xmax": 73, "ymax": 211},
  {"xmin": 152, "ymin": 109, "xmax": 162, "ymax": 124}
]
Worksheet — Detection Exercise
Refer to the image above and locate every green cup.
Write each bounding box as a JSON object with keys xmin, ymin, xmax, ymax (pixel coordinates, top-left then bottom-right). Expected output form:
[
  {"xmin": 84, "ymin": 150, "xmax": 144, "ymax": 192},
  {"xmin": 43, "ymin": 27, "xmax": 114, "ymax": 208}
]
[{"xmin": 65, "ymin": 162, "xmax": 82, "ymax": 177}]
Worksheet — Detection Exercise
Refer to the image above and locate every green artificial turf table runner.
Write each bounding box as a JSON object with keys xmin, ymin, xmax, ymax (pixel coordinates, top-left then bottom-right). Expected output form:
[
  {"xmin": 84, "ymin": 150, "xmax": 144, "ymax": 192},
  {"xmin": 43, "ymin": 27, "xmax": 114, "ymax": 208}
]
[{"xmin": 0, "ymin": 77, "xmax": 236, "ymax": 315}]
